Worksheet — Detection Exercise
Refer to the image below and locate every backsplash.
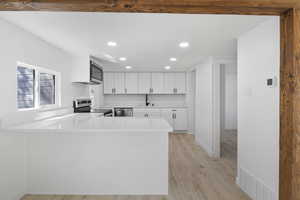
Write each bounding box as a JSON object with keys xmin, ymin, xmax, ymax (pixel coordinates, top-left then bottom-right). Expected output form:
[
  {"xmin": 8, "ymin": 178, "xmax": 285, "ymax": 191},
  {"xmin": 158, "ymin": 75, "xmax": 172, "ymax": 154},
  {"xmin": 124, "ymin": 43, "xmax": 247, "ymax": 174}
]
[{"xmin": 103, "ymin": 94, "xmax": 187, "ymax": 107}]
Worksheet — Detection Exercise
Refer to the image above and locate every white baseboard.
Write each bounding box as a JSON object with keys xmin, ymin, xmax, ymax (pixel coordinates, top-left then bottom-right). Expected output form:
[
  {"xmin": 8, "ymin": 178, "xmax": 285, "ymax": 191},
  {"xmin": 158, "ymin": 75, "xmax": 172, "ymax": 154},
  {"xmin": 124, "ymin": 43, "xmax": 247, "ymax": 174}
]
[{"xmin": 236, "ymin": 167, "xmax": 276, "ymax": 200}]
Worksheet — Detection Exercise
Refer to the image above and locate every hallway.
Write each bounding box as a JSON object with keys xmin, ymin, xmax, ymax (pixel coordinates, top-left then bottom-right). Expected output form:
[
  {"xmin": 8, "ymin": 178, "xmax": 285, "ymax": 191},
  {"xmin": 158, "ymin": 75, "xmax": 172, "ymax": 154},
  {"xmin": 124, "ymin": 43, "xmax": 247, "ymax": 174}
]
[{"xmin": 221, "ymin": 130, "xmax": 238, "ymax": 176}]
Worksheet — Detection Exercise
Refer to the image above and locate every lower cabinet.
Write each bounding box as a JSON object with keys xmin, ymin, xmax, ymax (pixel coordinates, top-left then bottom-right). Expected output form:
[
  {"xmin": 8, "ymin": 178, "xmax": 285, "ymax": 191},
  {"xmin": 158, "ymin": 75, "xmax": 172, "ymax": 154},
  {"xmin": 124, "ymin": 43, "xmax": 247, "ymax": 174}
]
[
  {"xmin": 134, "ymin": 108, "xmax": 188, "ymax": 131},
  {"xmin": 161, "ymin": 109, "xmax": 188, "ymax": 131},
  {"xmin": 133, "ymin": 109, "xmax": 161, "ymax": 118}
]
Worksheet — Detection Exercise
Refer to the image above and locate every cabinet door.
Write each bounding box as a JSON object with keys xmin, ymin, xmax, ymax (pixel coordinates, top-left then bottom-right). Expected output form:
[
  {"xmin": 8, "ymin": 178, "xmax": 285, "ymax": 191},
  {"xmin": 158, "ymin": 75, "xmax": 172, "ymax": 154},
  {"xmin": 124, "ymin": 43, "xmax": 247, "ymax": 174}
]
[
  {"xmin": 151, "ymin": 73, "xmax": 164, "ymax": 94},
  {"xmin": 125, "ymin": 73, "xmax": 138, "ymax": 94},
  {"xmin": 103, "ymin": 72, "xmax": 115, "ymax": 94},
  {"xmin": 174, "ymin": 109, "xmax": 188, "ymax": 131},
  {"xmin": 174, "ymin": 73, "xmax": 186, "ymax": 94},
  {"xmin": 161, "ymin": 109, "xmax": 174, "ymax": 129},
  {"xmin": 164, "ymin": 73, "xmax": 175, "ymax": 94},
  {"xmin": 133, "ymin": 109, "xmax": 147, "ymax": 118},
  {"xmin": 138, "ymin": 73, "xmax": 151, "ymax": 94},
  {"xmin": 114, "ymin": 73, "xmax": 125, "ymax": 94},
  {"xmin": 148, "ymin": 109, "xmax": 161, "ymax": 118}
]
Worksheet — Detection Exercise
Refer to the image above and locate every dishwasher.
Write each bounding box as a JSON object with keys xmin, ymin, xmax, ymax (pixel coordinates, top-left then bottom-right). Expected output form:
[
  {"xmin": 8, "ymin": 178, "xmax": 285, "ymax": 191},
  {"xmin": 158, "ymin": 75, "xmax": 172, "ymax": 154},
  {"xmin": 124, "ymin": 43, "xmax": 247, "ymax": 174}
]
[{"xmin": 114, "ymin": 107, "xmax": 133, "ymax": 117}]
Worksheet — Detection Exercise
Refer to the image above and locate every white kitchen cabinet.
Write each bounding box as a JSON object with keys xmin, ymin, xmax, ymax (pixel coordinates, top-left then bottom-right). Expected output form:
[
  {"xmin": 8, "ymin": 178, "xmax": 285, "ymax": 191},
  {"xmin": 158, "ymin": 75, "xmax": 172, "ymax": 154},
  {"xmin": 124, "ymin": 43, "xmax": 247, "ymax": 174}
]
[
  {"xmin": 114, "ymin": 73, "xmax": 125, "ymax": 94},
  {"xmin": 138, "ymin": 73, "xmax": 151, "ymax": 94},
  {"xmin": 151, "ymin": 73, "xmax": 164, "ymax": 94},
  {"xmin": 104, "ymin": 72, "xmax": 186, "ymax": 95},
  {"xmin": 161, "ymin": 108, "xmax": 188, "ymax": 131},
  {"xmin": 103, "ymin": 72, "xmax": 125, "ymax": 94},
  {"xmin": 173, "ymin": 109, "xmax": 188, "ymax": 130},
  {"xmin": 163, "ymin": 73, "xmax": 175, "ymax": 94},
  {"xmin": 125, "ymin": 73, "xmax": 138, "ymax": 94},
  {"xmin": 133, "ymin": 109, "xmax": 146, "ymax": 118},
  {"xmin": 104, "ymin": 72, "xmax": 115, "ymax": 94},
  {"xmin": 163, "ymin": 73, "xmax": 186, "ymax": 94},
  {"xmin": 161, "ymin": 109, "xmax": 173, "ymax": 127},
  {"xmin": 174, "ymin": 73, "xmax": 186, "ymax": 94},
  {"xmin": 133, "ymin": 109, "xmax": 161, "ymax": 118},
  {"xmin": 148, "ymin": 109, "xmax": 161, "ymax": 118}
]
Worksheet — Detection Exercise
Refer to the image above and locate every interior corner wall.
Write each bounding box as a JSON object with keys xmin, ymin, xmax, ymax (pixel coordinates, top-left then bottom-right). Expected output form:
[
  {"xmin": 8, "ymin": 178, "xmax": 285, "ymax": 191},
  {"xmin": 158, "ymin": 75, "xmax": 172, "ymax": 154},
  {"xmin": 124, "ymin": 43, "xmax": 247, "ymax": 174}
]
[
  {"xmin": 194, "ymin": 58, "xmax": 214, "ymax": 155},
  {"xmin": 237, "ymin": 17, "xmax": 280, "ymax": 200},
  {"xmin": 0, "ymin": 18, "xmax": 89, "ymax": 200},
  {"xmin": 0, "ymin": 18, "xmax": 89, "ymax": 118},
  {"xmin": 224, "ymin": 63, "xmax": 237, "ymax": 130}
]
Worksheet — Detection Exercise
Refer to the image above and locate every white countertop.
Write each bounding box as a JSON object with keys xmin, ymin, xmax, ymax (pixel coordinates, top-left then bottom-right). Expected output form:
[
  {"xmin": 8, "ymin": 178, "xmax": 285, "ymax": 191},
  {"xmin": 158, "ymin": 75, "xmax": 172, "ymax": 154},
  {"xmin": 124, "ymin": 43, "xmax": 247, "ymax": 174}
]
[
  {"xmin": 101, "ymin": 105, "xmax": 188, "ymax": 109},
  {"xmin": 2, "ymin": 114, "xmax": 173, "ymax": 133}
]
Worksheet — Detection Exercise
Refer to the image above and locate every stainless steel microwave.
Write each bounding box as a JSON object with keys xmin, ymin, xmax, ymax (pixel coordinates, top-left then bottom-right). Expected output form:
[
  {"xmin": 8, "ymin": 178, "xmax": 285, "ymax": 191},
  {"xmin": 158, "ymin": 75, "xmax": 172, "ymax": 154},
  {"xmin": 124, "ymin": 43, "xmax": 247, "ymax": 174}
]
[{"xmin": 90, "ymin": 60, "xmax": 103, "ymax": 84}]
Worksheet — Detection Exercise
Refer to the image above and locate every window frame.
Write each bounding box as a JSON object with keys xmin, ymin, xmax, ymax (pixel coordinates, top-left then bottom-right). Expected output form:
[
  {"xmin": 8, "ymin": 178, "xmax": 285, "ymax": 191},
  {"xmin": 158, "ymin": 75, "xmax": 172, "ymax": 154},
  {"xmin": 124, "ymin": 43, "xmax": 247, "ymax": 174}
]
[{"xmin": 17, "ymin": 62, "xmax": 61, "ymax": 111}]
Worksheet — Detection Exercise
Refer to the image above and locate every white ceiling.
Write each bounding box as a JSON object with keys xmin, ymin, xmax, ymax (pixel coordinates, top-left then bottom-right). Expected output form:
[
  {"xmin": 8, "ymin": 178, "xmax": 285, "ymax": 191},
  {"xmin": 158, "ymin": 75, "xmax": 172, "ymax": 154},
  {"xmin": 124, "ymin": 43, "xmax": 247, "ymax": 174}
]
[{"xmin": 0, "ymin": 12, "xmax": 273, "ymax": 71}]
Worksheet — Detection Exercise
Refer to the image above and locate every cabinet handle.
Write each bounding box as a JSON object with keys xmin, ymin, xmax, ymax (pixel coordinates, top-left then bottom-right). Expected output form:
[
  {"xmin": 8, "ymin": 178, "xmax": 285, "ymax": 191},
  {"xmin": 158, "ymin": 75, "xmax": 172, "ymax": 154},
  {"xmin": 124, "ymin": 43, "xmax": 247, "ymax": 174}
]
[
  {"xmin": 112, "ymin": 88, "xmax": 114, "ymax": 93},
  {"xmin": 175, "ymin": 113, "xmax": 176, "ymax": 119},
  {"xmin": 125, "ymin": 88, "xmax": 127, "ymax": 94}
]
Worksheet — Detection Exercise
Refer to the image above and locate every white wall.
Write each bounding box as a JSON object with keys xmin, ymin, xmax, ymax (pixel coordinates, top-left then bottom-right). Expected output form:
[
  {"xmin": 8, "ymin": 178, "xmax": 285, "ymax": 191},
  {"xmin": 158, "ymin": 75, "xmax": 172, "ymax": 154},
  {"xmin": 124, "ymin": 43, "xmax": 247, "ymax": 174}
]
[
  {"xmin": 103, "ymin": 94, "xmax": 186, "ymax": 107},
  {"xmin": 0, "ymin": 18, "xmax": 89, "ymax": 119},
  {"xmin": 224, "ymin": 63, "xmax": 237, "ymax": 130},
  {"xmin": 0, "ymin": 18, "xmax": 89, "ymax": 200},
  {"xmin": 237, "ymin": 18, "xmax": 280, "ymax": 200},
  {"xmin": 186, "ymin": 70, "xmax": 196, "ymax": 134},
  {"xmin": 194, "ymin": 58, "xmax": 214, "ymax": 155},
  {"xmin": 194, "ymin": 57, "xmax": 221, "ymax": 157},
  {"xmin": 0, "ymin": 133, "xmax": 26, "ymax": 200}
]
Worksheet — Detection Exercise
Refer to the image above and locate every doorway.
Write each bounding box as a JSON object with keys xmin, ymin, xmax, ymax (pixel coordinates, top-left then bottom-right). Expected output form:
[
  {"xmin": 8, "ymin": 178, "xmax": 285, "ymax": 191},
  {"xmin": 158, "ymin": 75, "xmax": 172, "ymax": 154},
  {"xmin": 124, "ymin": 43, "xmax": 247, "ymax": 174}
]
[{"xmin": 220, "ymin": 63, "xmax": 238, "ymax": 174}]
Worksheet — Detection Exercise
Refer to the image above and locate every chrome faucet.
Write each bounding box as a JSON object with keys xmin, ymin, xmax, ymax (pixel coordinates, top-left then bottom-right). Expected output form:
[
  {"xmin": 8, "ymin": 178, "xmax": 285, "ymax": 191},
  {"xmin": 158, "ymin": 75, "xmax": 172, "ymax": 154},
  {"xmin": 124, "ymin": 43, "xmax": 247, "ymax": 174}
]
[{"xmin": 146, "ymin": 94, "xmax": 150, "ymax": 106}]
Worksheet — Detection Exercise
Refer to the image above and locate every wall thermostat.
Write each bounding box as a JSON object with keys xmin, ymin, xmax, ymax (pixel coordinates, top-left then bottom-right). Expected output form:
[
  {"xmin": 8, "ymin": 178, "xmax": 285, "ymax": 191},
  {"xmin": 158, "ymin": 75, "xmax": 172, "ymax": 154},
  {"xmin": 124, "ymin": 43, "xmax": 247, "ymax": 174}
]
[
  {"xmin": 267, "ymin": 77, "xmax": 277, "ymax": 88},
  {"xmin": 267, "ymin": 79, "xmax": 273, "ymax": 86}
]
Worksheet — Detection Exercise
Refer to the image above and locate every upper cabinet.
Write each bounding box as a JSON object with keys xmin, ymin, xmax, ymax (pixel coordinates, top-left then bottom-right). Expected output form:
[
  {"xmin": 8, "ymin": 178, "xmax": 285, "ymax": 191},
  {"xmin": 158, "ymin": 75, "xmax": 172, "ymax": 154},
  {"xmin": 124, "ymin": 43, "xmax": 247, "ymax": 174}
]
[
  {"xmin": 174, "ymin": 73, "xmax": 186, "ymax": 94},
  {"xmin": 138, "ymin": 73, "xmax": 151, "ymax": 94},
  {"xmin": 103, "ymin": 72, "xmax": 115, "ymax": 94},
  {"xmin": 104, "ymin": 72, "xmax": 186, "ymax": 95},
  {"xmin": 151, "ymin": 73, "xmax": 164, "ymax": 94},
  {"xmin": 103, "ymin": 72, "xmax": 125, "ymax": 94},
  {"xmin": 114, "ymin": 73, "xmax": 125, "ymax": 94},
  {"xmin": 125, "ymin": 73, "xmax": 138, "ymax": 94},
  {"xmin": 164, "ymin": 72, "xmax": 186, "ymax": 94}
]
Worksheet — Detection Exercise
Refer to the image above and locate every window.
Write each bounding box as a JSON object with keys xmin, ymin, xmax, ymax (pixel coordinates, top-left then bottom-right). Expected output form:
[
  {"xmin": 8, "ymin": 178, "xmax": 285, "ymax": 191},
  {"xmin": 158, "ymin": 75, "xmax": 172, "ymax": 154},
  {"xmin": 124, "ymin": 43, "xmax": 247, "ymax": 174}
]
[
  {"xmin": 17, "ymin": 66, "xmax": 35, "ymax": 109},
  {"xmin": 17, "ymin": 63, "xmax": 60, "ymax": 110},
  {"xmin": 39, "ymin": 73, "xmax": 55, "ymax": 105}
]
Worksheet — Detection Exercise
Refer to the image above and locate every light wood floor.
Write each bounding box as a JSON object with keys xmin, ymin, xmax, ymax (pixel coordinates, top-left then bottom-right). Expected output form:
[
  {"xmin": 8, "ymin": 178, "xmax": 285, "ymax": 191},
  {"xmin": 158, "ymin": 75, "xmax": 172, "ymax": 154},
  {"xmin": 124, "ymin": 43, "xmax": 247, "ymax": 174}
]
[
  {"xmin": 221, "ymin": 130, "xmax": 238, "ymax": 176},
  {"xmin": 22, "ymin": 133, "xmax": 249, "ymax": 200}
]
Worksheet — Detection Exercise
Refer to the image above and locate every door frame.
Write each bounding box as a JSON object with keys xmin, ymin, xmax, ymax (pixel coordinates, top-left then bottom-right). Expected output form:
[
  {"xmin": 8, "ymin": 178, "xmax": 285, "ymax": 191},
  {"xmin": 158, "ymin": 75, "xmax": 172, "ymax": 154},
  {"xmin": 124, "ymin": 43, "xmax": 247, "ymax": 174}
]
[{"xmin": 1, "ymin": 1, "xmax": 299, "ymax": 199}]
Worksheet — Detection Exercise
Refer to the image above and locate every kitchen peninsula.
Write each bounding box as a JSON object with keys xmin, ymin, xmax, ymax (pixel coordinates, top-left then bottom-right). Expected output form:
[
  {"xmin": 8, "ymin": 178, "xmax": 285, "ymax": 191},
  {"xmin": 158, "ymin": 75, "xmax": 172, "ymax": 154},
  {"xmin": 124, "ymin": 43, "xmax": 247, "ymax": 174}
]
[{"xmin": 2, "ymin": 114, "xmax": 171, "ymax": 195}]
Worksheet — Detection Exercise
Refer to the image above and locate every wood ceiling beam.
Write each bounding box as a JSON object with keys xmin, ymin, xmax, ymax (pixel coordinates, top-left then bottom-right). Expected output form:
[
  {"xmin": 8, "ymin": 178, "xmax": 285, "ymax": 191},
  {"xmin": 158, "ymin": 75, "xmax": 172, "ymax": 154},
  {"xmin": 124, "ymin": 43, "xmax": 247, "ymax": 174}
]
[
  {"xmin": 0, "ymin": 0, "xmax": 295, "ymax": 15},
  {"xmin": 280, "ymin": 8, "xmax": 300, "ymax": 200}
]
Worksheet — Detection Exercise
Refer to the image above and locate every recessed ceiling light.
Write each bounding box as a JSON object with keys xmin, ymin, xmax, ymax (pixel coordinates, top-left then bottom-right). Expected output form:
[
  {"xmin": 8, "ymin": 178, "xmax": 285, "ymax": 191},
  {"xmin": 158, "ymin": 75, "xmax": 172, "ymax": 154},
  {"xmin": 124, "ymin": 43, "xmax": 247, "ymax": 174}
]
[
  {"xmin": 170, "ymin": 57, "xmax": 177, "ymax": 62},
  {"xmin": 125, "ymin": 66, "xmax": 132, "ymax": 69},
  {"xmin": 107, "ymin": 41, "xmax": 117, "ymax": 47},
  {"xmin": 179, "ymin": 42, "xmax": 189, "ymax": 48},
  {"xmin": 165, "ymin": 66, "xmax": 171, "ymax": 70},
  {"xmin": 119, "ymin": 57, "xmax": 127, "ymax": 61}
]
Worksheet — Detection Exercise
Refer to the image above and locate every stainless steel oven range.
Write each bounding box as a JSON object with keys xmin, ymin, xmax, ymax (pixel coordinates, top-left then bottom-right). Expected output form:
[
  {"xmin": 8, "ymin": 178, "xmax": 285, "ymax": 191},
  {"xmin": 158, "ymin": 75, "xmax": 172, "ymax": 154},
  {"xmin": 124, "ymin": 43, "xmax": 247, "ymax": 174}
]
[{"xmin": 73, "ymin": 98, "xmax": 113, "ymax": 117}]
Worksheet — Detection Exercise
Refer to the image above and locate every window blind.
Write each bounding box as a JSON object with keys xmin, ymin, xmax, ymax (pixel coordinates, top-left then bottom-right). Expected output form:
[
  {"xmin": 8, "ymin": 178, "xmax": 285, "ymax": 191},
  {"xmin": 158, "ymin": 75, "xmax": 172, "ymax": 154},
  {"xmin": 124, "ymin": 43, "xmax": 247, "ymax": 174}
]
[
  {"xmin": 17, "ymin": 66, "xmax": 35, "ymax": 109},
  {"xmin": 39, "ymin": 73, "xmax": 55, "ymax": 105}
]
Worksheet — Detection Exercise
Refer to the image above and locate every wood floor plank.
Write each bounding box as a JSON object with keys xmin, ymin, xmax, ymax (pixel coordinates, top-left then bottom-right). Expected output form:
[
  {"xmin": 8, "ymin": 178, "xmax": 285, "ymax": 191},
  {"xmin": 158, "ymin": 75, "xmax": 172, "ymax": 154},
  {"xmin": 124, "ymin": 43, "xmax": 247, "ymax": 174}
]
[{"xmin": 21, "ymin": 133, "xmax": 249, "ymax": 200}]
